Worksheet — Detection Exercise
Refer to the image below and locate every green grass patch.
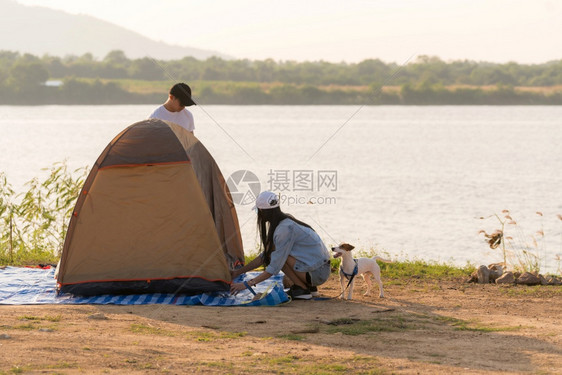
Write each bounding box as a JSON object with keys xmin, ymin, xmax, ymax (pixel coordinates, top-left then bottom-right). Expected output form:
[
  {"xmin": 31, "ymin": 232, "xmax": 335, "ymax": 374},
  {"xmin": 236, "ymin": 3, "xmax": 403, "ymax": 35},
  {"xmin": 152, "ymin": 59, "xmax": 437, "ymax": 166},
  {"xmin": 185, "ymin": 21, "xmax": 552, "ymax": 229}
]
[
  {"xmin": 136, "ymin": 363, "xmax": 156, "ymax": 370},
  {"xmin": 199, "ymin": 361, "xmax": 235, "ymax": 371},
  {"xmin": 499, "ymin": 285, "xmax": 562, "ymax": 298},
  {"xmin": 17, "ymin": 314, "xmax": 61, "ymax": 322},
  {"xmin": 322, "ymin": 313, "xmax": 488, "ymax": 336},
  {"xmin": 218, "ymin": 331, "xmax": 247, "ymax": 339},
  {"xmin": 326, "ymin": 317, "xmax": 361, "ymax": 325},
  {"xmin": 45, "ymin": 315, "xmax": 61, "ymax": 322},
  {"xmin": 277, "ymin": 333, "xmax": 305, "ymax": 341},
  {"xmin": 44, "ymin": 361, "xmax": 78, "ymax": 370},
  {"xmin": 267, "ymin": 355, "xmax": 299, "ymax": 365},
  {"xmin": 454, "ymin": 323, "xmax": 521, "ymax": 333},
  {"xmin": 7, "ymin": 366, "xmax": 28, "ymax": 374},
  {"xmin": 129, "ymin": 323, "xmax": 176, "ymax": 337},
  {"xmin": 435, "ymin": 316, "xmax": 522, "ymax": 333},
  {"xmin": 130, "ymin": 323, "xmax": 245, "ymax": 342},
  {"xmin": 18, "ymin": 315, "xmax": 41, "ymax": 321},
  {"xmin": 325, "ymin": 316, "xmax": 414, "ymax": 335},
  {"xmin": 201, "ymin": 353, "xmax": 385, "ymax": 375},
  {"xmin": 379, "ymin": 259, "xmax": 475, "ymax": 279},
  {"xmin": 185, "ymin": 330, "xmax": 246, "ymax": 342},
  {"xmin": 186, "ymin": 331, "xmax": 215, "ymax": 342},
  {"xmin": 13, "ymin": 323, "xmax": 37, "ymax": 330},
  {"xmin": 0, "ymin": 250, "xmax": 59, "ymax": 267}
]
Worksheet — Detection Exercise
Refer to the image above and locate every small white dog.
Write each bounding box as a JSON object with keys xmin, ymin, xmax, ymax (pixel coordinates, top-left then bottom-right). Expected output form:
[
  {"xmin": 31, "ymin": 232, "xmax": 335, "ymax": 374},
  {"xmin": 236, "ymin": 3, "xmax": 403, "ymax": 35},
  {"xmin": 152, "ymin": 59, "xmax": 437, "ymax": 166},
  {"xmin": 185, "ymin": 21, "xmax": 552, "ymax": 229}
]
[{"xmin": 331, "ymin": 243, "xmax": 392, "ymax": 300}]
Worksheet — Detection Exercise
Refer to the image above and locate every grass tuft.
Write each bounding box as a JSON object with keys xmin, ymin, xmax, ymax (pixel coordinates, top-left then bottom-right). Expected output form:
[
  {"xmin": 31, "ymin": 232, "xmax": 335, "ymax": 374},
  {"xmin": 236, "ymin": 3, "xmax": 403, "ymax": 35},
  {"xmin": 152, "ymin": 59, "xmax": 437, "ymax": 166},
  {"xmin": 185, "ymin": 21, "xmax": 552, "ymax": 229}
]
[
  {"xmin": 435, "ymin": 315, "xmax": 522, "ymax": 333},
  {"xmin": 13, "ymin": 323, "xmax": 36, "ymax": 330},
  {"xmin": 277, "ymin": 333, "xmax": 305, "ymax": 341},
  {"xmin": 326, "ymin": 316, "xmax": 414, "ymax": 335},
  {"xmin": 500, "ymin": 285, "xmax": 562, "ymax": 298},
  {"xmin": 130, "ymin": 323, "xmax": 176, "ymax": 337}
]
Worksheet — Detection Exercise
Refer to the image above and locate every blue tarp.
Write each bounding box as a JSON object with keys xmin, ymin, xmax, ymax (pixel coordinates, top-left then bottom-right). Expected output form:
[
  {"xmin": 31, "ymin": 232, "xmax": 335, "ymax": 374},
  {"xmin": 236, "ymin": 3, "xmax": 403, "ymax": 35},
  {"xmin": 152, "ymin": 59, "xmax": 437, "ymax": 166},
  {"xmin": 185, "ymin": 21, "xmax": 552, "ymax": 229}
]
[{"xmin": 0, "ymin": 267, "xmax": 289, "ymax": 306}]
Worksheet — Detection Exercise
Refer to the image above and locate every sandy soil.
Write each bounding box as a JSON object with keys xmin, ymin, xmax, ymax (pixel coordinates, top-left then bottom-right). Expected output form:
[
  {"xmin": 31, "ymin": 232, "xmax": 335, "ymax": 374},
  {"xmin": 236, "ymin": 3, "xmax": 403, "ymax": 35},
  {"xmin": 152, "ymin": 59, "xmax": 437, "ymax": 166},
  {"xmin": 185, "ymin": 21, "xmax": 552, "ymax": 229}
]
[{"xmin": 1, "ymin": 275, "xmax": 561, "ymax": 374}]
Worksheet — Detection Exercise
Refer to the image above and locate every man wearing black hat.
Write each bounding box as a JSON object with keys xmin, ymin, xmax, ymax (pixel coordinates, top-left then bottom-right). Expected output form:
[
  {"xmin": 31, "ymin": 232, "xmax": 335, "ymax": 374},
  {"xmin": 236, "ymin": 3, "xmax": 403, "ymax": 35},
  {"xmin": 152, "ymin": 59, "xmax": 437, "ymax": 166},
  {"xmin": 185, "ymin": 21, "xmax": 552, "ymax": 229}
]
[{"xmin": 149, "ymin": 83, "xmax": 197, "ymax": 133}]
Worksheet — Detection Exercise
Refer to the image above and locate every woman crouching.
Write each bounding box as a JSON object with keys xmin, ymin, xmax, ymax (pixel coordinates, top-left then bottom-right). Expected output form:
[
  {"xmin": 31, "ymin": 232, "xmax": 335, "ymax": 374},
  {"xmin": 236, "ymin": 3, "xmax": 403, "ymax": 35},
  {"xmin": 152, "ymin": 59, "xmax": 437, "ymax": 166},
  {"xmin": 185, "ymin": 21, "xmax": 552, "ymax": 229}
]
[{"xmin": 230, "ymin": 191, "xmax": 331, "ymax": 300}]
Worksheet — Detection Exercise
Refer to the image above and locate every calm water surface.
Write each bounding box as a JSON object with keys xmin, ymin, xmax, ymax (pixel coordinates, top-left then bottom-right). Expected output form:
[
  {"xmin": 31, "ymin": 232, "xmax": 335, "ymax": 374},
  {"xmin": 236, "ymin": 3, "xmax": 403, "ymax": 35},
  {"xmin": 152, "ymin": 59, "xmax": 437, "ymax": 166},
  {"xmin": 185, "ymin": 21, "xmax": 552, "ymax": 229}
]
[{"xmin": 1, "ymin": 105, "xmax": 561, "ymax": 273}]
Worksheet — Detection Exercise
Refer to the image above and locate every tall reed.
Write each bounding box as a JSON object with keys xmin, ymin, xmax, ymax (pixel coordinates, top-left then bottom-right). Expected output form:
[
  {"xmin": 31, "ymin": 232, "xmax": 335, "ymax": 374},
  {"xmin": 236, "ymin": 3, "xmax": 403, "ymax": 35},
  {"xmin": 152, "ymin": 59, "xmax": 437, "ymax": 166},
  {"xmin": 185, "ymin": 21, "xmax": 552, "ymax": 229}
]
[
  {"xmin": 0, "ymin": 163, "xmax": 87, "ymax": 265},
  {"xmin": 479, "ymin": 210, "xmax": 561, "ymax": 274}
]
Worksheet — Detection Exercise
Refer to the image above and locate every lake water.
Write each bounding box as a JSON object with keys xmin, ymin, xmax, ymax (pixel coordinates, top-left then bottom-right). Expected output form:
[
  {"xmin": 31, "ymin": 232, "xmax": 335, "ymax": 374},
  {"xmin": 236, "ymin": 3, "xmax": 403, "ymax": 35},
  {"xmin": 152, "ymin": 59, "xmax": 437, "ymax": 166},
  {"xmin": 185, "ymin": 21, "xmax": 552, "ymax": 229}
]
[{"xmin": 1, "ymin": 105, "xmax": 562, "ymax": 273}]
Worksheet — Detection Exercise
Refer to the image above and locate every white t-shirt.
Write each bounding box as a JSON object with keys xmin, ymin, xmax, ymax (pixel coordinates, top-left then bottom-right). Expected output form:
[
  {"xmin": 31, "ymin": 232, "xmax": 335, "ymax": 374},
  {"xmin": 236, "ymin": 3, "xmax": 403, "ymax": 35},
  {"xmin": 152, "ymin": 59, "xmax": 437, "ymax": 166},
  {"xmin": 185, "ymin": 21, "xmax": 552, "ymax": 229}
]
[{"xmin": 148, "ymin": 105, "xmax": 195, "ymax": 132}]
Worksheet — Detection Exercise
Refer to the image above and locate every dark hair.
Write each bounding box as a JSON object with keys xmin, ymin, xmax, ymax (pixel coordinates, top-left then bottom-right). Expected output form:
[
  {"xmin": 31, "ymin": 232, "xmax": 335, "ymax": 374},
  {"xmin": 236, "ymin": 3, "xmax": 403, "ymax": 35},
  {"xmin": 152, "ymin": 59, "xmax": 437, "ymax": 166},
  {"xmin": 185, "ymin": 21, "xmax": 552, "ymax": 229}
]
[{"xmin": 257, "ymin": 207, "xmax": 314, "ymax": 265}]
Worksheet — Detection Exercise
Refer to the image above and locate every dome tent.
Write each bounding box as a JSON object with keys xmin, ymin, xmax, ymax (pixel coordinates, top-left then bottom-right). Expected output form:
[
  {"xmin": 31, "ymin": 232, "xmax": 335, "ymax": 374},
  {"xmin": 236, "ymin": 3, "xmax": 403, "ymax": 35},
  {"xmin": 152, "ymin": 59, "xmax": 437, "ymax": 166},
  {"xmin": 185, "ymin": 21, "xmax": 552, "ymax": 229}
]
[{"xmin": 56, "ymin": 119, "xmax": 244, "ymax": 296}]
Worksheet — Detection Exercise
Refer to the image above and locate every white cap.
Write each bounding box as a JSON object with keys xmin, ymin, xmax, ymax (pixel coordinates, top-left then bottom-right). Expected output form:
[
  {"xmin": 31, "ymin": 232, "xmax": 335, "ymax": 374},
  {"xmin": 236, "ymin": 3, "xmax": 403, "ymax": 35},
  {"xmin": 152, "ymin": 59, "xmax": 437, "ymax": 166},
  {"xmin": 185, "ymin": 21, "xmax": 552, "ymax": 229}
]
[{"xmin": 253, "ymin": 191, "xmax": 280, "ymax": 210}]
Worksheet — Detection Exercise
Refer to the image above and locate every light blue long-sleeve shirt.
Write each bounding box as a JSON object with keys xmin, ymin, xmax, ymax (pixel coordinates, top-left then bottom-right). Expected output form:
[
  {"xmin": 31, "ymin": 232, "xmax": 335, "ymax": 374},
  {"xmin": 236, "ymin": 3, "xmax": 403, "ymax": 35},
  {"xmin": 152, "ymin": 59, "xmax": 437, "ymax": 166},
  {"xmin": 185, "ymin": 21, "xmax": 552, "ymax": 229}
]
[{"xmin": 264, "ymin": 218, "xmax": 331, "ymax": 275}]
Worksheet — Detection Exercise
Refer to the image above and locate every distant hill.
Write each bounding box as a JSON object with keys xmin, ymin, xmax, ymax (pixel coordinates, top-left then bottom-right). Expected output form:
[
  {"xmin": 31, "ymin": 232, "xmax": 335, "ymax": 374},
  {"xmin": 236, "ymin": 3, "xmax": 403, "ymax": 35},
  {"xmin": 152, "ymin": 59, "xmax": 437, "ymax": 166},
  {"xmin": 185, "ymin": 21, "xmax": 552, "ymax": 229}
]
[{"xmin": 0, "ymin": 0, "xmax": 228, "ymax": 60}]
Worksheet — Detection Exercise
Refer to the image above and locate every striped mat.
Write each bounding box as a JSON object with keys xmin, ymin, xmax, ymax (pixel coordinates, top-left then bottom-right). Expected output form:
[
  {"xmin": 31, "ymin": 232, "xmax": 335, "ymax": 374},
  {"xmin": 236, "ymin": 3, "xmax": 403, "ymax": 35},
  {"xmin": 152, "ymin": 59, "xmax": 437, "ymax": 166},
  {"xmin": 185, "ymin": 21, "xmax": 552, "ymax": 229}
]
[{"xmin": 0, "ymin": 266, "xmax": 289, "ymax": 306}]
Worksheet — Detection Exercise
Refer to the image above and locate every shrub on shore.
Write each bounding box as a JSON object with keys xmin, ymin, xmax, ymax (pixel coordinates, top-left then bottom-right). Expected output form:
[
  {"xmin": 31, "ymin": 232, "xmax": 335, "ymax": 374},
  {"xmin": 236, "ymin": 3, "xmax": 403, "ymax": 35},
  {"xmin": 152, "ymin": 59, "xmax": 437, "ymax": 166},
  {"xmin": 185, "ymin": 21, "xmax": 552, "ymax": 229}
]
[{"xmin": 0, "ymin": 163, "xmax": 86, "ymax": 265}]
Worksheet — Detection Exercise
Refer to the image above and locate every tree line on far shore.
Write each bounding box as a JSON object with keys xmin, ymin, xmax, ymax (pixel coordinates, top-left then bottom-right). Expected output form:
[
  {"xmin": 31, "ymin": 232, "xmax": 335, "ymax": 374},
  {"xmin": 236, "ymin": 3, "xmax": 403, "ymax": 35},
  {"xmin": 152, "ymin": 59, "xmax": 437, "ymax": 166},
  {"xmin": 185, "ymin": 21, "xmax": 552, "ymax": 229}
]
[{"xmin": 1, "ymin": 50, "xmax": 561, "ymax": 105}]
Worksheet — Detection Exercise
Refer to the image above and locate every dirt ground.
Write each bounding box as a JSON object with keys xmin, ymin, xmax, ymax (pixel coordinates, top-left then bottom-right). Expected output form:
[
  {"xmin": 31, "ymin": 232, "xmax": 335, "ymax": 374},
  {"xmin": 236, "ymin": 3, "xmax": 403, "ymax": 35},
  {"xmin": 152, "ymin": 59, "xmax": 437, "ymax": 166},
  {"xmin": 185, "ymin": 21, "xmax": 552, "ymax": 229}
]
[{"xmin": 1, "ymin": 275, "xmax": 561, "ymax": 374}]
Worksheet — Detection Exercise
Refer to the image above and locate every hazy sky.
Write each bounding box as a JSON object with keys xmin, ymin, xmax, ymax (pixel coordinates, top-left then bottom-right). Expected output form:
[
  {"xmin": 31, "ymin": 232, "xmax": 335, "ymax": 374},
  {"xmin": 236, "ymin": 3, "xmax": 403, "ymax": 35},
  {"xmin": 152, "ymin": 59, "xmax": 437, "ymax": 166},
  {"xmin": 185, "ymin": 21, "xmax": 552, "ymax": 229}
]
[{"xmin": 14, "ymin": 0, "xmax": 562, "ymax": 63}]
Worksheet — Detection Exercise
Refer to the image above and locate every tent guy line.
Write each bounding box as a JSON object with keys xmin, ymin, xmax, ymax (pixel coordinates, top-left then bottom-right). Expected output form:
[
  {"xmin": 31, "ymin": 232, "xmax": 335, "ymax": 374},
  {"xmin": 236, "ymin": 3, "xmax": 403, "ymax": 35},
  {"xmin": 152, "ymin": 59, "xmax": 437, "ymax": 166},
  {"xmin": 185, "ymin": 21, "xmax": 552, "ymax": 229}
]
[
  {"xmin": 307, "ymin": 215, "xmax": 338, "ymax": 246},
  {"xmin": 305, "ymin": 53, "xmax": 418, "ymax": 163},
  {"xmin": 141, "ymin": 214, "xmax": 257, "ymax": 319},
  {"xmin": 148, "ymin": 56, "xmax": 255, "ymax": 161}
]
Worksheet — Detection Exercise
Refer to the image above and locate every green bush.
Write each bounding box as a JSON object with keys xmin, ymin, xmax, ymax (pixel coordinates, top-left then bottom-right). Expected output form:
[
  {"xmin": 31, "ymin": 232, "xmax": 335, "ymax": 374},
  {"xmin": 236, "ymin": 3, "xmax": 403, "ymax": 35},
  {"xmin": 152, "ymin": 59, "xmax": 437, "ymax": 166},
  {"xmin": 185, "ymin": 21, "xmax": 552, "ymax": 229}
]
[{"xmin": 0, "ymin": 163, "xmax": 87, "ymax": 265}]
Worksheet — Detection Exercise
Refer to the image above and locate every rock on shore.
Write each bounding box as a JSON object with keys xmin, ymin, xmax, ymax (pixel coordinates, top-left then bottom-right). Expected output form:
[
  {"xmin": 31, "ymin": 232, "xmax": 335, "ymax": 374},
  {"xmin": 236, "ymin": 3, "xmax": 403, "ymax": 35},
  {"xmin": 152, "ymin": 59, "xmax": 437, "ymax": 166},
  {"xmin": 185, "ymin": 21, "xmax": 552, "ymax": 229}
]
[{"xmin": 467, "ymin": 264, "xmax": 561, "ymax": 286}]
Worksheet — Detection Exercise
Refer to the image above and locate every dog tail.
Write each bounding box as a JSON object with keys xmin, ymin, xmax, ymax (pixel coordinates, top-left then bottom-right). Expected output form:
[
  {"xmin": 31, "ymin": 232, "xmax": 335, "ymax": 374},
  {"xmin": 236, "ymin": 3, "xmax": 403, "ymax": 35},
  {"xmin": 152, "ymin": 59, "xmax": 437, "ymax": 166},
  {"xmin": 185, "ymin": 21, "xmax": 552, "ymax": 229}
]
[{"xmin": 373, "ymin": 256, "xmax": 392, "ymax": 263}]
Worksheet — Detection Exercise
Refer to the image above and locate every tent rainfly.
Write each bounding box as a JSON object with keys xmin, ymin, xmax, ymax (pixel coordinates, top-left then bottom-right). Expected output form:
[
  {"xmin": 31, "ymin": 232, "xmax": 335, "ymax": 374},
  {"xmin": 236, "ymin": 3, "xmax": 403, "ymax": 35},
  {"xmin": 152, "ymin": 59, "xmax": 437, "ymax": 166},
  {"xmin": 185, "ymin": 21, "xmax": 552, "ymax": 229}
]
[{"xmin": 56, "ymin": 119, "xmax": 244, "ymax": 296}]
